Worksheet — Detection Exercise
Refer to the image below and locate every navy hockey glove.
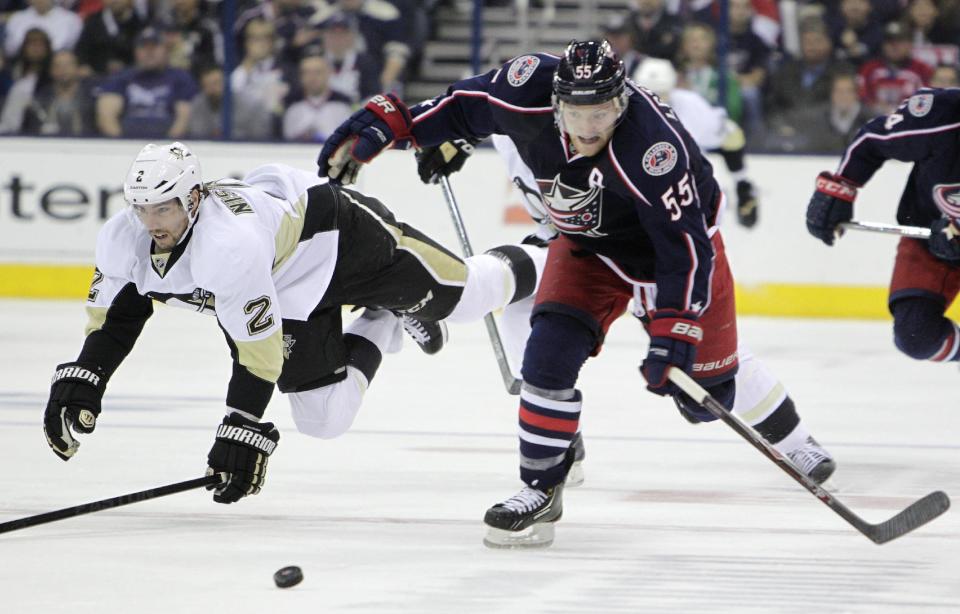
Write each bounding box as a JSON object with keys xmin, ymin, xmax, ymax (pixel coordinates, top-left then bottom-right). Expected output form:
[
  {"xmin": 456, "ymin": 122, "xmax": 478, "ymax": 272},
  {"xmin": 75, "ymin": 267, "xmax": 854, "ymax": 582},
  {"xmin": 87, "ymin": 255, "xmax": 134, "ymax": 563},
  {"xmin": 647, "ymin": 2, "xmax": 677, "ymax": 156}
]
[
  {"xmin": 43, "ymin": 361, "xmax": 107, "ymax": 461},
  {"xmin": 206, "ymin": 413, "xmax": 280, "ymax": 504},
  {"xmin": 415, "ymin": 138, "xmax": 479, "ymax": 184},
  {"xmin": 806, "ymin": 172, "xmax": 858, "ymax": 246},
  {"xmin": 640, "ymin": 314, "xmax": 702, "ymax": 396},
  {"xmin": 928, "ymin": 218, "xmax": 960, "ymax": 261},
  {"xmin": 317, "ymin": 93, "xmax": 414, "ymax": 185}
]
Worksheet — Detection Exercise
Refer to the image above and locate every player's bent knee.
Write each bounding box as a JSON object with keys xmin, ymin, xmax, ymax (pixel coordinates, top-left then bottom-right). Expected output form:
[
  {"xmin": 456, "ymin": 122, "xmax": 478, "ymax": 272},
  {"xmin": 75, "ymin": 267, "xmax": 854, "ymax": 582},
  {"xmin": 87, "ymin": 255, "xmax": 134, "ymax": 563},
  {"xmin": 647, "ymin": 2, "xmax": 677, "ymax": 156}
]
[
  {"xmin": 891, "ymin": 297, "xmax": 950, "ymax": 360},
  {"xmin": 288, "ymin": 368, "xmax": 367, "ymax": 439},
  {"xmin": 522, "ymin": 312, "xmax": 596, "ymax": 390}
]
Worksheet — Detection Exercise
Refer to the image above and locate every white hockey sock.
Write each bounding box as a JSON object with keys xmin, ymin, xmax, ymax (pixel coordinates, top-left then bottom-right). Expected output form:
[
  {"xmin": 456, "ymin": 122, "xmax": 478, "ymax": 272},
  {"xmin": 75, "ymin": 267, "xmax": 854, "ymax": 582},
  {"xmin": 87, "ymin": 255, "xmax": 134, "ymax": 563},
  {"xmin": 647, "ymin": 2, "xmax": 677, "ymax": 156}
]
[{"xmin": 345, "ymin": 308, "xmax": 403, "ymax": 354}]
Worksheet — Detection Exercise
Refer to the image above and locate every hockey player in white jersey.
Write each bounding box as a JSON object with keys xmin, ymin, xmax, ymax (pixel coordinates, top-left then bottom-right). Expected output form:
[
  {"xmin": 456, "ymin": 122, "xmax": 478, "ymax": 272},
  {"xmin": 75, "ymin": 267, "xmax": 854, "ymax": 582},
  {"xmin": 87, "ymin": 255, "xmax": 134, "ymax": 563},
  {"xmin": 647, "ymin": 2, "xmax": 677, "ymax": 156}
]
[
  {"xmin": 633, "ymin": 57, "xmax": 760, "ymax": 228},
  {"xmin": 42, "ymin": 142, "xmax": 544, "ymax": 504}
]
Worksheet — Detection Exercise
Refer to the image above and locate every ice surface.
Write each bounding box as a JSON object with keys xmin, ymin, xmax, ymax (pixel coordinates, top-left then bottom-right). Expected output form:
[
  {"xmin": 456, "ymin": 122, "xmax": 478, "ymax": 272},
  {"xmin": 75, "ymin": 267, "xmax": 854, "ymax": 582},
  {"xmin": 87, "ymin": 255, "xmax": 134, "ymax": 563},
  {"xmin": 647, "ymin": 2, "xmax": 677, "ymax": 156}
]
[{"xmin": 1, "ymin": 300, "xmax": 957, "ymax": 613}]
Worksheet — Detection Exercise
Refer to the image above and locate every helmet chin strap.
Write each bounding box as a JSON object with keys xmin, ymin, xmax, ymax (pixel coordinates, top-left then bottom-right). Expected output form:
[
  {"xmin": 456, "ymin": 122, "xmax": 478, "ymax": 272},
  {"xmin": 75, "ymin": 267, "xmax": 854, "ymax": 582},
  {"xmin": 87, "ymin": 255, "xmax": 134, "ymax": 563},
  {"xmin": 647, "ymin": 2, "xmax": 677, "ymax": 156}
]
[{"xmin": 174, "ymin": 188, "xmax": 202, "ymax": 247}]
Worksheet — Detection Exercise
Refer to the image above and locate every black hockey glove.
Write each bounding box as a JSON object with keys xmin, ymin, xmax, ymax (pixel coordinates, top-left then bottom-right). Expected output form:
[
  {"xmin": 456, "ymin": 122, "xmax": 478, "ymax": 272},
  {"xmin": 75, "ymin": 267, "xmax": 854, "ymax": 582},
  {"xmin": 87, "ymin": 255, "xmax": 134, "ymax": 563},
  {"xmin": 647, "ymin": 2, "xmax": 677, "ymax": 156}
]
[
  {"xmin": 415, "ymin": 138, "xmax": 479, "ymax": 184},
  {"xmin": 206, "ymin": 413, "xmax": 280, "ymax": 504},
  {"xmin": 640, "ymin": 314, "xmax": 702, "ymax": 397},
  {"xmin": 928, "ymin": 218, "xmax": 960, "ymax": 261},
  {"xmin": 43, "ymin": 361, "xmax": 107, "ymax": 461},
  {"xmin": 317, "ymin": 93, "xmax": 414, "ymax": 185},
  {"xmin": 806, "ymin": 172, "xmax": 858, "ymax": 245}
]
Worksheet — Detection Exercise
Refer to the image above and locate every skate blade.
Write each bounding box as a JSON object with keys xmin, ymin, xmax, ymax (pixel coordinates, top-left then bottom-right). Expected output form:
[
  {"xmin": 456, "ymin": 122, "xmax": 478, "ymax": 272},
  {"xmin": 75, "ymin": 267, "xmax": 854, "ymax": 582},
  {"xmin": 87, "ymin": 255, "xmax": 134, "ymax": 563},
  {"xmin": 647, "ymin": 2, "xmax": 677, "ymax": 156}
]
[
  {"xmin": 483, "ymin": 523, "xmax": 555, "ymax": 549},
  {"xmin": 565, "ymin": 461, "xmax": 585, "ymax": 488}
]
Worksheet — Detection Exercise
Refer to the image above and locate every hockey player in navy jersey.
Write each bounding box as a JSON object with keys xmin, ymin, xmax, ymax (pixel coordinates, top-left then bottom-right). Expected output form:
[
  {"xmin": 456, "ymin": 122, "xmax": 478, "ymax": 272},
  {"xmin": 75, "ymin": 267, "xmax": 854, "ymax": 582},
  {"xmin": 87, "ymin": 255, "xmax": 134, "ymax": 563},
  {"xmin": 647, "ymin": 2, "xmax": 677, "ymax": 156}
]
[
  {"xmin": 42, "ymin": 142, "xmax": 544, "ymax": 505},
  {"xmin": 807, "ymin": 88, "xmax": 960, "ymax": 364},
  {"xmin": 318, "ymin": 40, "xmax": 836, "ymax": 547}
]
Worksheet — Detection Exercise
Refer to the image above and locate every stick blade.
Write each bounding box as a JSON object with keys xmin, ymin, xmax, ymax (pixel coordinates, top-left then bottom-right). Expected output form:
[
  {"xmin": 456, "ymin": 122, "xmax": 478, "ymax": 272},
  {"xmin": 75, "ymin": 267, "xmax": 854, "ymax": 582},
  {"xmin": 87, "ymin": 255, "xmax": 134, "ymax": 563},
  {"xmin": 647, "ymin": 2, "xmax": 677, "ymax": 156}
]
[{"xmin": 867, "ymin": 491, "xmax": 951, "ymax": 545}]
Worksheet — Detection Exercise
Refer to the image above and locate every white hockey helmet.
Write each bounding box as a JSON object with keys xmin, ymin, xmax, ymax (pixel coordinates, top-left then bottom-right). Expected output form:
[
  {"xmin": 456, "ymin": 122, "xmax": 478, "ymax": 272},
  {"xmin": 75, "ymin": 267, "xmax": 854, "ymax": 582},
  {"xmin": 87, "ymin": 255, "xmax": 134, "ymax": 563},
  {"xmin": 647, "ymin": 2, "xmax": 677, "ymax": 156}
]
[
  {"xmin": 632, "ymin": 58, "xmax": 678, "ymax": 99},
  {"xmin": 123, "ymin": 142, "xmax": 202, "ymax": 212}
]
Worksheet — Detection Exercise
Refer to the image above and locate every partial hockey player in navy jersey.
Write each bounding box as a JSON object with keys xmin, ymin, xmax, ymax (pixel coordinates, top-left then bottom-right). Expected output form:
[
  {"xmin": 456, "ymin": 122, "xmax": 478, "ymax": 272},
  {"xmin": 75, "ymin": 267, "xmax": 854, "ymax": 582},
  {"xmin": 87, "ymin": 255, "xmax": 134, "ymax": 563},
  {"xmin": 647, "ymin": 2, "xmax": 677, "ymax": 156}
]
[
  {"xmin": 43, "ymin": 142, "xmax": 544, "ymax": 505},
  {"xmin": 317, "ymin": 40, "xmax": 836, "ymax": 547},
  {"xmin": 807, "ymin": 88, "xmax": 960, "ymax": 364}
]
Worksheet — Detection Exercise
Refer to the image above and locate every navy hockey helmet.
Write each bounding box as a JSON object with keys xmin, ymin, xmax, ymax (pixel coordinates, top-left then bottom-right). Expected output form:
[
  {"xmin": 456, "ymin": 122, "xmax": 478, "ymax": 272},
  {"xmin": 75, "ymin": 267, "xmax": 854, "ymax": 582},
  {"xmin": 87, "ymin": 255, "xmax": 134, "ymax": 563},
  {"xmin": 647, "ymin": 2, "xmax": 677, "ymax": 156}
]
[{"xmin": 553, "ymin": 40, "xmax": 627, "ymax": 107}]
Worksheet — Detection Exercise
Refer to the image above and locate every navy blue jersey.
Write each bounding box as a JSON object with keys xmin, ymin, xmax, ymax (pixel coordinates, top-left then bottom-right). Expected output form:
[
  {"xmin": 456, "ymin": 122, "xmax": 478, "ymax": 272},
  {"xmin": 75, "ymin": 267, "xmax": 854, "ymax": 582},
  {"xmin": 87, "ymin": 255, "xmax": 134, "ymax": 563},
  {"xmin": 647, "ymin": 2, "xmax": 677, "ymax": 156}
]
[
  {"xmin": 409, "ymin": 54, "xmax": 723, "ymax": 317},
  {"xmin": 836, "ymin": 88, "xmax": 960, "ymax": 227}
]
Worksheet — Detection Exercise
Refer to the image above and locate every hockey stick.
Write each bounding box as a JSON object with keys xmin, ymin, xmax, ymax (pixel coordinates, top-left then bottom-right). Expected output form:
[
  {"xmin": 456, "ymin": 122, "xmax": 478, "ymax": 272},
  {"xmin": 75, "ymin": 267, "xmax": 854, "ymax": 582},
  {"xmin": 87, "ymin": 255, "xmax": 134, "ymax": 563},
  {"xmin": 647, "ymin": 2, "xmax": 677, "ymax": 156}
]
[
  {"xmin": 439, "ymin": 175, "xmax": 522, "ymax": 395},
  {"xmin": 667, "ymin": 368, "xmax": 951, "ymax": 544},
  {"xmin": 840, "ymin": 220, "xmax": 931, "ymax": 239},
  {"xmin": 0, "ymin": 473, "xmax": 226, "ymax": 536}
]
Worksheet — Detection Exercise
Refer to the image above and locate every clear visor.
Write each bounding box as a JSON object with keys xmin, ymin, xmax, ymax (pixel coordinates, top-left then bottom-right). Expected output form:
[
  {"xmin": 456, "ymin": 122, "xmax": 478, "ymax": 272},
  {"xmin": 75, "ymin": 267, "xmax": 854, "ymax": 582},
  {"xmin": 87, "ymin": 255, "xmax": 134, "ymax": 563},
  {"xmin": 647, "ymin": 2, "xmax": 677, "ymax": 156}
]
[{"xmin": 557, "ymin": 99, "xmax": 622, "ymax": 137}]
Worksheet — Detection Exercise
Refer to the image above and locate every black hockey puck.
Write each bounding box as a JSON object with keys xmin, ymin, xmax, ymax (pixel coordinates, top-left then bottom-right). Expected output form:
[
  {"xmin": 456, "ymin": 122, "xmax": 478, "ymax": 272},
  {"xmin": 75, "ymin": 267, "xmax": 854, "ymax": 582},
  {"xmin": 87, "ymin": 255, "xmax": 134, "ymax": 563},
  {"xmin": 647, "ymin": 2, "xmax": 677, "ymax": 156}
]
[{"xmin": 273, "ymin": 565, "xmax": 303, "ymax": 588}]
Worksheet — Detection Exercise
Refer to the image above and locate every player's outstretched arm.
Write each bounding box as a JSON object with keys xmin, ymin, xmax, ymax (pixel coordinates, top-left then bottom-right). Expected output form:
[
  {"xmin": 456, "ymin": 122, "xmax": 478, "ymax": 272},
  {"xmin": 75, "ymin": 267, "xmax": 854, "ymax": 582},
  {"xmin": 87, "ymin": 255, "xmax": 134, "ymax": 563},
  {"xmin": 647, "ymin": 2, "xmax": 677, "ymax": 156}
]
[
  {"xmin": 317, "ymin": 93, "xmax": 415, "ymax": 185},
  {"xmin": 806, "ymin": 172, "xmax": 859, "ymax": 246},
  {"xmin": 206, "ymin": 413, "xmax": 280, "ymax": 504}
]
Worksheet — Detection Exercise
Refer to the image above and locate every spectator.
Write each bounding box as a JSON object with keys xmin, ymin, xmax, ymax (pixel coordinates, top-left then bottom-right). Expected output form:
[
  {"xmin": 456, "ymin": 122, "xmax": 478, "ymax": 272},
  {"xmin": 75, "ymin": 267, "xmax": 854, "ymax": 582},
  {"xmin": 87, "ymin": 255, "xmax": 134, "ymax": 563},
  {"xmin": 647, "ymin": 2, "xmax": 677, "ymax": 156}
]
[
  {"xmin": 827, "ymin": 0, "xmax": 884, "ymax": 66},
  {"xmin": 905, "ymin": 0, "xmax": 960, "ymax": 69},
  {"xmin": 314, "ymin": 0, "xmax": 414, "ymax": 94},
  {"xmin": 164, "ymin": 0, "xmax": 223, "ymax": 76},
  {"xmin": 766, "ymin": 71, "xmax": 871, "ymax": 153},
  {"xmin": 188, "ymin": 64, "xmax": 275, "ymax": 140},
  {"xmin": 282, "ymin": 54, "xmax": 352, "ymax": 141},
  {"xmin": 930, "ymin": 63, "xmax": 959, "ymax": 87},
  {"xmin": 0, "ymin": 27, "xmax": 52, "ymax": 133},
  {"xmin": 21, "ymin": 49, "xmax": 94, "ymax": 135},
  {"xmin": 235, "ymin": 0, "xmax": 318, "ymax": 67},
  {"xmin": 318, "ymin": 12, "xmax": 378, "ymax": 103},
  {"xmin": 765, "ymin": 18, "xmax": 851, "ymax": 119},
  {"xmin": 74, "ymin": 0, "xmax": 146, "ymax": 76},
  {"xmin": 95, "ymin": 26, "xmax": 197, "ymax": 138},
  {"xmin": 726, "ymin": 0, "xmax": 772, "ymax": 137},
  {"xmin": 601, "ymin": 14, "xmax": 642, "ymax": 78},
  {"xmin": 625, "ymin": 0, "xmax": 683, "ymax": 61},
  {"xmin": 4, "ymin": 0, "xmax": 82, "ymax": 57},
  {"xmin": 230, "ymin": 18, "xmax": 292, "ymax": 127},
  {"xmin": 858, "ymin": 21, "xmax": 934, "ymax": 115},
  {"xmin": 677, "ymin": 22, "xmax": 743, "ymax": 122}
]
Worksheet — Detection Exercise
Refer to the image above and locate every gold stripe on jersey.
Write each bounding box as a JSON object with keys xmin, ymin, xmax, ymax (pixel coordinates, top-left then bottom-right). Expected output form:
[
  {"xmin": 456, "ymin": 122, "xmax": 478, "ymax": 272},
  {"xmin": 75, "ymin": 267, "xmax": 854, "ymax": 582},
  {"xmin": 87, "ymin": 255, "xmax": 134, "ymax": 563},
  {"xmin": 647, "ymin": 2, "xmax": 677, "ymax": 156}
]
[
  {"xmin": 273, "ymin": 195, "xmax": 308, "ymax": 272},
  {"xmin": 84, "ymin": 305, "xmax": 108, "ymax": 336},
  {"xmin": 396, "ymin": 234, "xmax": 467, "ymax": 285},
  {"xmin": 338, "ymin": 190, "xmax": 467, "ymax": 285},
  {"xmin": 735, "ymin": 380, "xmax": 786, "ymax": 424},
  {"xmin": 236, "ymin": 329, "xmax": 284, "ymax": 383}
]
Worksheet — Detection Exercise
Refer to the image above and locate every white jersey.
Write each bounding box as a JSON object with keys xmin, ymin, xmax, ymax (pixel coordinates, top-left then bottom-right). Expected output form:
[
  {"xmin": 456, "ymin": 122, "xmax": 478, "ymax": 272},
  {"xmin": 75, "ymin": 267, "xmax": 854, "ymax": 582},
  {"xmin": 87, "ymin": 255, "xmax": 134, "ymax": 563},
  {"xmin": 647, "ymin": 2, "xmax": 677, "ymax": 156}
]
[
  {"xmin": 665, "ymin": 88, "xmax": 730, "ymax": 152},
  {"xmin": 87, "ymin": 164, "xmax": 338, "ymax": 387}
]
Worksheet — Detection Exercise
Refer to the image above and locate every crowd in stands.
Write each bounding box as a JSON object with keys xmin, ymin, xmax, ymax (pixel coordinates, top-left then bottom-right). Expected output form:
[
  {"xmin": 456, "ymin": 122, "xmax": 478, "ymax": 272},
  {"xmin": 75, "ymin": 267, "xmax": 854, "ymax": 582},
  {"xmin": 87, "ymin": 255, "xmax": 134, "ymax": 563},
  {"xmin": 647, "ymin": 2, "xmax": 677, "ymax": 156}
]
[
  {"xmin": 0, "ymin": 0, "xmax": 429, "ymax": 141},
  {"xmin": 602, "ymin": 0, "xmax": 960, "ymax": 152},
  {"xmin": 0, "ymin": 0, "xmax": 957, "ymax": 153}
]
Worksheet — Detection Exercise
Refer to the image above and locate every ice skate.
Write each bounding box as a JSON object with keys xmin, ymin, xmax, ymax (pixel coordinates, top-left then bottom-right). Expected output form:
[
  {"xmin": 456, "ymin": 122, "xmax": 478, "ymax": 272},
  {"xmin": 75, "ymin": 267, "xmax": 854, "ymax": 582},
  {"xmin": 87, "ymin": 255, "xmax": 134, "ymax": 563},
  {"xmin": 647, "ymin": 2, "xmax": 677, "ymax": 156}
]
[
  {"xmin": 483, "ymin": 484, "xmax": 563, "ymax": 549},
  {"xmin": 736, "ymin": 179, "xmax": 758, "ymax": 228},
  {"xmin": 398, "ymin": 314, "xmax": 447, "ymax": 355},
  {"xmin": 565, "ymin": 432, "xmax": 586, "ymax": 488},
  {"xmin": 780, "ymin": 435, "xmax": 836, "ymax": 485}
]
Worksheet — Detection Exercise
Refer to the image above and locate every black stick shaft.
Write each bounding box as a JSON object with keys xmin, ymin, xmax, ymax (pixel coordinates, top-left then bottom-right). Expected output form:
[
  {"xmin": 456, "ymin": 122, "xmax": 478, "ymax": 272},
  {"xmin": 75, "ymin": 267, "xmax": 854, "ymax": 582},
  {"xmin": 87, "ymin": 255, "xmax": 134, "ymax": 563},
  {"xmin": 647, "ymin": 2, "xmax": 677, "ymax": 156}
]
[
  {"xmin": 0, "ymin": 474, "xmax": 224, "ymax": 535},
  {"xmin": 439, "ymin": 175, "xmax": 522, "ymax": 395},
  {"xmin": 668, "ymin": 368, "xmax": 949, "ymax": 544}
]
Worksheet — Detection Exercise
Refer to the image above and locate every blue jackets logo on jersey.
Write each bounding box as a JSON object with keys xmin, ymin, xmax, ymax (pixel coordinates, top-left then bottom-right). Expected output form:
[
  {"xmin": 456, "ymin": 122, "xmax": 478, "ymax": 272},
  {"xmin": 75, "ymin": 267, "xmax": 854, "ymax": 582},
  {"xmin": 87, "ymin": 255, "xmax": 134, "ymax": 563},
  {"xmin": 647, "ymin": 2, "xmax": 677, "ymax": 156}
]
[
  {"xmin": 642, "ymin": 142, "xmax": 678, "ymax": 176},
  {"xmin": 537, "ymin": 176, "xmax": 606, "ymax": 237},
  {"xmin": 933, "ymin": 183, "xmax": 960, "ymax": 217},
  {"xmin": 908, "ymin": 93, "xmax": 933, "ymax": 117},
  {"xmin": 507, "ymin": 55, "xmax": 540, "ymax": 87}
]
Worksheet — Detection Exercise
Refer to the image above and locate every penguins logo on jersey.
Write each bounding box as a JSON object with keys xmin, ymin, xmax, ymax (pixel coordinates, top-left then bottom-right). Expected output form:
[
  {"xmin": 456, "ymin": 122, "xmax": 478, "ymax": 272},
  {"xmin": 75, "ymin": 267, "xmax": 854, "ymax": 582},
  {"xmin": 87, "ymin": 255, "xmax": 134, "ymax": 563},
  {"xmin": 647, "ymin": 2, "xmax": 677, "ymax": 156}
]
[
  {"xmin": 537, "ymin": 176, "xmax": 606, "ymax": 237},
  {"xmin": 933, "ymin": 183, "xmax": 960, "ymax": 217}
]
